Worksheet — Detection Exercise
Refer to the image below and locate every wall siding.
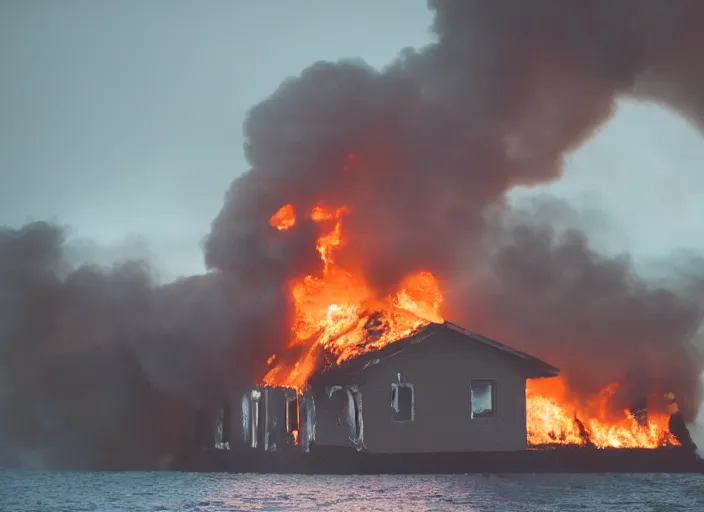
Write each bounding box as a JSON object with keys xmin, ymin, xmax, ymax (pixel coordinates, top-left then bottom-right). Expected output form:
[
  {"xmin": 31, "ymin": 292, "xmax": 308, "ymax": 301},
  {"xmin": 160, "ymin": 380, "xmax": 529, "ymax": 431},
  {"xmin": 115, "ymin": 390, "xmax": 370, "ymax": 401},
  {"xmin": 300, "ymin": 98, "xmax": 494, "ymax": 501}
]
[{"xmin": 314, "ymin": 329, "xmax": 531, "ymax": 453}]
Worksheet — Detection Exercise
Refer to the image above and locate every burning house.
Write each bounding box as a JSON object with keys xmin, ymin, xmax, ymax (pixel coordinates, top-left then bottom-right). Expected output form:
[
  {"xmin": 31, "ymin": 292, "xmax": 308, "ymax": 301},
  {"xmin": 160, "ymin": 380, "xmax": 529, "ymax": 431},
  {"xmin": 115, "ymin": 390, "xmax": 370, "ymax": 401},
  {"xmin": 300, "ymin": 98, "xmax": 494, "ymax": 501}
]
[
  {"xmin": 213, "ymin": 321, "xmax": 557, "ymax": 454},
  {"xmin": 182, "ymin": 195, "xmax": 696, "ymax": 470},
  {"xmin": 197, "ymin": 197, "xmax": 690, "ymax": 458},
  {"xmin": 307, "ymin": 322, "xmax": 558, "ymax": 453},
  {"xmin": 205, "ymin": 320, "xmax": 693, "ymax": 460}
]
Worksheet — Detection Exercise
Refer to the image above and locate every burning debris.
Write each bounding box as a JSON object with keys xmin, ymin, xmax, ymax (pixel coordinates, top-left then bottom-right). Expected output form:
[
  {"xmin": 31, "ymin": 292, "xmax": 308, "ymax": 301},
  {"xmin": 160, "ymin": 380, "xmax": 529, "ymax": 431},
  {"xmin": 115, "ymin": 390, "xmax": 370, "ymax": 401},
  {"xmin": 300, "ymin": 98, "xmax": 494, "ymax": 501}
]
[{"xmin": 526, "ymin": 377, "xmax": 680, "ymax": 449}]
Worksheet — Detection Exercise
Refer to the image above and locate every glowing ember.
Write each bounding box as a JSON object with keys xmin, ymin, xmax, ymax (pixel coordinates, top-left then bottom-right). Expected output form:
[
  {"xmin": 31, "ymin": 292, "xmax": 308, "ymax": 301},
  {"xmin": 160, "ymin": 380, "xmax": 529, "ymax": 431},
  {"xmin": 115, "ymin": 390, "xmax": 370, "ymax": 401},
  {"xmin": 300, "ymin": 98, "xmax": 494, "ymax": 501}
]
[
  {"xmin": 263, "ymin": 202, "xmax": 444, "ymax": 390},
  {"xmin": 269, "ymin": 203, "xmax": 296, "ymax": 231},
  {"xmin": 526, "ymin": 377, "xmax": 679, "ymax": 449}
]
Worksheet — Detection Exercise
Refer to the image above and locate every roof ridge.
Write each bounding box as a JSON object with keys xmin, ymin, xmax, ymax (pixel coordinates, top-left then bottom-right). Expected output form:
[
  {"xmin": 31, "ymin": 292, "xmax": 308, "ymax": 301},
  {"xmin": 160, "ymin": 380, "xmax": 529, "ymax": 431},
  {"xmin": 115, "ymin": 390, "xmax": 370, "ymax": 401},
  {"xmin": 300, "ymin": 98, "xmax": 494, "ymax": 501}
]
[
  {"xmin": 441, "ymin": 321, "xmax": 558, "ymax": 374},
  {"xmin": 311, "ymin": 321, "xmax": 560, "ymax": 384}
]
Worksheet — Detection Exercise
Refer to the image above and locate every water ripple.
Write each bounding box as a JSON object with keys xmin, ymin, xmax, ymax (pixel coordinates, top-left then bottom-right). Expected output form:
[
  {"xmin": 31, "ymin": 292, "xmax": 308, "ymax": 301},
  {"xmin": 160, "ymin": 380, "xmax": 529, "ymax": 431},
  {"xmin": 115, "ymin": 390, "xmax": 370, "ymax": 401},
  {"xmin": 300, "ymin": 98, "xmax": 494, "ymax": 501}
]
[{"xmin": 1, "ymin": 471, "xmax": 703, "ymax": 512}]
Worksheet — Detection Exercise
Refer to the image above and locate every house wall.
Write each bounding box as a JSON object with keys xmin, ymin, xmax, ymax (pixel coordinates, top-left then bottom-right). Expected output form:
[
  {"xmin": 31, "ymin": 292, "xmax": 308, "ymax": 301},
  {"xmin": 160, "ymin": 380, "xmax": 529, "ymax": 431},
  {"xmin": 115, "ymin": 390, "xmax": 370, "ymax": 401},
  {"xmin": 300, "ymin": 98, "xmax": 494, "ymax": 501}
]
[
  {"xmin": 314, "ymin": 329, "xmax": 532, "ymax": 453},
  {"xmin": 314, "ymin": 385, "xmax": 360, "ymax": 448},
  {"xmin": 224, "ymin": 386, "xmax": 298, "ymax": 452}
]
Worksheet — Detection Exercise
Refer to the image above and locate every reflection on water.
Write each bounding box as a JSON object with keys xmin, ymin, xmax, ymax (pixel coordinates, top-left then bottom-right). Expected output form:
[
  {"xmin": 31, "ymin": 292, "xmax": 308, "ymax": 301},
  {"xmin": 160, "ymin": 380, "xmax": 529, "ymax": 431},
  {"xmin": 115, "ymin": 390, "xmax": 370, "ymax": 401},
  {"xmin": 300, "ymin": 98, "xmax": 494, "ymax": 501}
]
[{"xmin": 1, "ymin": 471, "xmax": 703, "ymax": 511}]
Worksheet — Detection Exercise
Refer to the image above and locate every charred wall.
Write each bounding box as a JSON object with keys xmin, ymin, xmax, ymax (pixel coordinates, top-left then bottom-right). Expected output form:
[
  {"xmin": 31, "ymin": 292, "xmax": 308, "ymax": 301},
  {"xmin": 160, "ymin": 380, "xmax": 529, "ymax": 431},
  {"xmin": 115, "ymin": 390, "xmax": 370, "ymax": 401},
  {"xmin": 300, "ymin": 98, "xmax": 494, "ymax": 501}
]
[{"xmin": 214, "ymin": 386, "xmax": 306, "ymax": 453}]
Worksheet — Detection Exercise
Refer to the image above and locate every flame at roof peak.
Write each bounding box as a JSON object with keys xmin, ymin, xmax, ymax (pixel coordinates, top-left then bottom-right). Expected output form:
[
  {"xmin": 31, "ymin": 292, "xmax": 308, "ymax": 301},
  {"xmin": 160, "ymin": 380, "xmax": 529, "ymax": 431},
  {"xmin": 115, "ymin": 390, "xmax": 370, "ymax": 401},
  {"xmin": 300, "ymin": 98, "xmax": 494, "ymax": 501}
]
[{"xmin": 262, "ymin": 201, "xmax": 445, "ymax": 391}]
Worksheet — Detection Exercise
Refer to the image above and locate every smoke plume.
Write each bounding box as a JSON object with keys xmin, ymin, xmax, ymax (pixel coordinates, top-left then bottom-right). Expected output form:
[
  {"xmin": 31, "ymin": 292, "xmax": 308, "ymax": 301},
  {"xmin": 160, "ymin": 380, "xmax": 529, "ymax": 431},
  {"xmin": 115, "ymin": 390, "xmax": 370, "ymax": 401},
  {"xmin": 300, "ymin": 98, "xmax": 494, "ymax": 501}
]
[
  {"xmin": 5, "ymin": 1, "xmax": 704, "ymax": 468},
  {"xmin": 0, "ymin": 222, "xmax": 286, "ymax": 469},
  {"xmin": 207, "ymin": 0, "xmax": 704, "ymax": 421},
  {"xmin": 462, "ymin": 204, "xmax": 704, "ymax": 418}
]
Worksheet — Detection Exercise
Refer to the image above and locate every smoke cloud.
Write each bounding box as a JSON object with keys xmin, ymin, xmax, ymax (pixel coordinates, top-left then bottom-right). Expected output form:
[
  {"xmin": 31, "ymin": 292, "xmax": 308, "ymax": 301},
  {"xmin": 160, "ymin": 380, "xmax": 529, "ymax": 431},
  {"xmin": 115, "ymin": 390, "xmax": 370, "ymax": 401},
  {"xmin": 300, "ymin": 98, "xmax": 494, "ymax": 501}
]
[
  {"xmin": 207, "ymin": 0, "xmax": 704, "ymax": 421},
  {"xmin": 5, "ymin": 1, "xmax": 704, "ymax": 468},
  {"xmin": 460, "ymin": 203, "xmax": 704, "ymax": 418},
  {"xmin": 0, "ymin": 222, "xmax": 286, "ymax": 469}
]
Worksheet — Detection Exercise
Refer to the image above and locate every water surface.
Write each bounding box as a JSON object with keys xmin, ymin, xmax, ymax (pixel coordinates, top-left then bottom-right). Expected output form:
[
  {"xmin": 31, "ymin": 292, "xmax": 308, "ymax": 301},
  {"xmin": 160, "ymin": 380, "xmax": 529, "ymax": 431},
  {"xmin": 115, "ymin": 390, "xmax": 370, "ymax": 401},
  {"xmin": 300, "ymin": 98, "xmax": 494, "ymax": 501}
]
[{"xmin": 1, "ymin": 471, "xmax": 703, "ymax": 511}]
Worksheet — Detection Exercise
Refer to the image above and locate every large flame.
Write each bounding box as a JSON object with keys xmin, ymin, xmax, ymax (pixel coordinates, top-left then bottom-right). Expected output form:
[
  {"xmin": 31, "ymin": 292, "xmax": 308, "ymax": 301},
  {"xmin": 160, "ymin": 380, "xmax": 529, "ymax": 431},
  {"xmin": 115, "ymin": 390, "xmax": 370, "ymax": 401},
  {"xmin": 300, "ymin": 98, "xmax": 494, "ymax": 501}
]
[
  {"xmin": 526, "ymin": 377, "xmax": 679, "ymax": 448},
  {"xmin": 262, "ymin": 201, "xmax": 679, "ymax": 449},
  {"xmin": 263, "ymin": 202, "xmax": 443, "ymax": 390}
]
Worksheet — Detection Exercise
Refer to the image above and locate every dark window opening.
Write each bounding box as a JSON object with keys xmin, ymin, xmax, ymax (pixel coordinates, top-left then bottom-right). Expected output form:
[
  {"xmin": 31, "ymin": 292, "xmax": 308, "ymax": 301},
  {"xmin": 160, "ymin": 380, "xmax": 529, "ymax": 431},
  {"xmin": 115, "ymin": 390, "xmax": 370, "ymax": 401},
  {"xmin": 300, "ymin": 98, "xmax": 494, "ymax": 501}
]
[
  {"xmin": 470, "ymin": 379, "xmax": 495, "ymax": 419},
  {"xmin": 254, "ymin": 394, "xmax": 265, "ymax": 448},
  {"xmin": 286, "ymin": 397, "xmax": 299, "ymax": 432},
  {"xmin": 391, "ymin": 383, "xmax": 414, "ymax": 422}
]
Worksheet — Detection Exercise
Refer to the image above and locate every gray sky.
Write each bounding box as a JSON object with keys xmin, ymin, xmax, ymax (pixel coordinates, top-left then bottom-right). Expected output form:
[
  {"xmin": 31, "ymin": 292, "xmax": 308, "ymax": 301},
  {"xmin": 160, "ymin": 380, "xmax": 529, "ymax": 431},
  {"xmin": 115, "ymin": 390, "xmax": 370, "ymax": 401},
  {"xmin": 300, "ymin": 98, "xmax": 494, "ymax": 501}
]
[
  {"xmin": 2, "ymin": 1, "xmax": 704, "ymax": 281},
  {"xmin": 514, "ymin": 99, "xmax": 704, "ymax": 266}
]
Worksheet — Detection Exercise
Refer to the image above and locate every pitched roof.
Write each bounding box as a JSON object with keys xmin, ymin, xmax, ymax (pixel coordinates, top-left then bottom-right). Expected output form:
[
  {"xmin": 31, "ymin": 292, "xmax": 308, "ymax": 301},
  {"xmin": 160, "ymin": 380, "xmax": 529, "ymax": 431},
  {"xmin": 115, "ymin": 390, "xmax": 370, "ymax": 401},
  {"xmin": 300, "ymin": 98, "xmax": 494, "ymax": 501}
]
[
  {"xmin": 311, "ymin": 321, "xmax": 559, "ymax": 385},
  {"xmin": 442, "ymin": 322, "xmax": 559, "ymax": 376}
]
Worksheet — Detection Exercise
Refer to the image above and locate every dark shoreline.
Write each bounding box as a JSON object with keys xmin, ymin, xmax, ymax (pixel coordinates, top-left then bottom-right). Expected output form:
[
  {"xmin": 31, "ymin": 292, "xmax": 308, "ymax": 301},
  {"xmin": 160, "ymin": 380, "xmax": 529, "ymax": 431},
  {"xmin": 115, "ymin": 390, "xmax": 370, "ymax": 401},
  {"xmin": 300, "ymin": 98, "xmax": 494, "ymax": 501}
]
[{"xmin": 171, "ymin": 445, "xmax": 704, "ymax": 475}]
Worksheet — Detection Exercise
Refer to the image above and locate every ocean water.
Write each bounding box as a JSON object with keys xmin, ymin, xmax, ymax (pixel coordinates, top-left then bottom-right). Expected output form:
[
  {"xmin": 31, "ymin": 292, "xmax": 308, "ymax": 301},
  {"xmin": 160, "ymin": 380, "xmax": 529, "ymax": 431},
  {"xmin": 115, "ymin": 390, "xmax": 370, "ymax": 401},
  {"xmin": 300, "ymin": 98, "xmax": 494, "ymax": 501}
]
[{"xmin": 1, "ymin": 471, "xmax": 703, "ymax": 512}]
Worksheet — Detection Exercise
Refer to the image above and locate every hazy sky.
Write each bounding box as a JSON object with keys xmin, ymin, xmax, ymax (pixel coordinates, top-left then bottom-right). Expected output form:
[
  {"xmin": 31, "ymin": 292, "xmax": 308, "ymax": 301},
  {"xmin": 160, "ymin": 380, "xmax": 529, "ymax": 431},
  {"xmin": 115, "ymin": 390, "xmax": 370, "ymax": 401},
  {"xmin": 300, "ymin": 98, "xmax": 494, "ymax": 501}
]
[{"xmin": 2, "ymin": 1, "xmax": 704, "ymax": 281}]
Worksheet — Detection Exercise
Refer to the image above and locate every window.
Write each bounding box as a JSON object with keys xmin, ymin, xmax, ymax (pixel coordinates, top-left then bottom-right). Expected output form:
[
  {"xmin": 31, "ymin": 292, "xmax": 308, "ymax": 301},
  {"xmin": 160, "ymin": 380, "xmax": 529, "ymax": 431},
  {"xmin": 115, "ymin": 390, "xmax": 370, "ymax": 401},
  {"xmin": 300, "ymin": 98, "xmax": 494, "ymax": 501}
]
[
  {"xmin": 391, "ymin": 381, "xmax": 414, "ymax": 422},
  {"xmin": 286, "ymin": 396, "xmax": 299, "ymax": 433},
  {"xmin": 327, "ymin": 385, "xmax": 365, "ymax": 449},
  {"xmin": 470, "ymin": 380, "xmax": 495, "ymax": 419},
  {"xmin": 249, "ymin": 390, "xmax": 261, "ymax": 449}
]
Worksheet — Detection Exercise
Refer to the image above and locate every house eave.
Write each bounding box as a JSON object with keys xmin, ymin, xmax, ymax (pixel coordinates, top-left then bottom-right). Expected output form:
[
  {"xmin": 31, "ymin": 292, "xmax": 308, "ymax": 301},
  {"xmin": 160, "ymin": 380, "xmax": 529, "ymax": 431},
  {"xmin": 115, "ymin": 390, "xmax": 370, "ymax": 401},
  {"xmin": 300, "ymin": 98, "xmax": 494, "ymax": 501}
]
[
  {"xmin": 309, "ymin": 321, "xmax": 560, "ymax": 385},
  {"xmin": 525, "ymin": 367, "xmax": 560, "ymax": 380}
]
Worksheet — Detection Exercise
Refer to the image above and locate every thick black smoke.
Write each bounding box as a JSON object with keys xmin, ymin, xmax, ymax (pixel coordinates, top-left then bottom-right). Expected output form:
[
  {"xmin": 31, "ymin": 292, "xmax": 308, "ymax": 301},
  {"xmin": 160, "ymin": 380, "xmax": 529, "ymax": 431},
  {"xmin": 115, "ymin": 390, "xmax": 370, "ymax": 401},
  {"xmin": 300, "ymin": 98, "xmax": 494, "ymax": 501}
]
[
  {"xmin": 0, "ymin": 222, "xmax": 288, "ymax": 469},
  {"xmin": 459, "ymin": 203, "xmax": 704, "ymax": 418},
  {"xmin": 6, "ymin": 1, "xmax": 704, "ymax": 469},
  {"xmin": 206, "ymin": 0, "xmax": 704, "ymax": 420}
]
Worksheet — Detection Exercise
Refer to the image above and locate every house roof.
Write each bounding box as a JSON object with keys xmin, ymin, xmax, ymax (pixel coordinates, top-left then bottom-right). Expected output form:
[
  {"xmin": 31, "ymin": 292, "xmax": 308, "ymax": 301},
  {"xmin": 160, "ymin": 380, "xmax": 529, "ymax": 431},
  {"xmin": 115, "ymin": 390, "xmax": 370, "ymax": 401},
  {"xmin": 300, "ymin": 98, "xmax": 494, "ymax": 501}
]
[
  {"xmin": 442, "ymin": 322, "xmax": 559, "ymax": 376},
  {"xmin": 311, "ymin": 321, "xmax": 559, "ymax": 385}
]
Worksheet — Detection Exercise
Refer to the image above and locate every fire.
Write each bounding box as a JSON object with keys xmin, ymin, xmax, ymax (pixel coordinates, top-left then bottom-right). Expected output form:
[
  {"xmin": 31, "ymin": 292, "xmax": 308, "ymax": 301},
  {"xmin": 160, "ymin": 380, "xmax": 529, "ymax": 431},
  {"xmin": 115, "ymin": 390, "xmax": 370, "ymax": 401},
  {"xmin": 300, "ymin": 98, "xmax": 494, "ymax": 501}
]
[
  {"xmin": 262, "ymin": 200, "xmax": 679, "ymax": 449},
  {"xmin": 269, "ymin": 203, "xmax": 296, "ymax": 231},
  {"xmin": 263, "ymin": 202, "xmax": 443, "ymax": 390},
  {"xmin": 526, "ymin": 377, "xmax": 679, "ymax": 449}
]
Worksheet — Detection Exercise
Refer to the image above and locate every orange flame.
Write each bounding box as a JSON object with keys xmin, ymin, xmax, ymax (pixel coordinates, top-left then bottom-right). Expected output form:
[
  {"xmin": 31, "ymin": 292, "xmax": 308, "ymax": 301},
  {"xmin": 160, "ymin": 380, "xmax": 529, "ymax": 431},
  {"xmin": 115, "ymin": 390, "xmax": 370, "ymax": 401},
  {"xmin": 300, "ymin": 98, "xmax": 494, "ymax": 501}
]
[
  {"xmin": 269, "ymin": 203, "xmax": 296, "ymax": 231},
  {"xmin": 264, "ymin": 200, "xmax": 679, "ymax": 449},
  {"xmin": 264, "ymin": 202, "xmax": 443, "ymax": 390},
  {"xmin": 526, "ymin": 377, "xmax": 679, "ymax": 448}
]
